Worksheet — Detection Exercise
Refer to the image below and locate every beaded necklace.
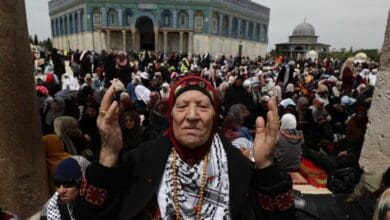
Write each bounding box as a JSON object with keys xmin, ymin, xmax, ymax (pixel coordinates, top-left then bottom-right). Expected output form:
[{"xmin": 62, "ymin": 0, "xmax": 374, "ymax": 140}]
[{"xmin": 171, "ymin": 148, "xmax": 209, "ymax": 220}]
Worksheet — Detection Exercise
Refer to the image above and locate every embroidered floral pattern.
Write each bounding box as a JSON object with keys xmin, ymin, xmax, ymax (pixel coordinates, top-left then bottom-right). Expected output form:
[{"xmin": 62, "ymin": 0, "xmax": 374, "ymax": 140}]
[{"xmin": 257, "ymin": 189, "xmax": 294, "ymax": 212}]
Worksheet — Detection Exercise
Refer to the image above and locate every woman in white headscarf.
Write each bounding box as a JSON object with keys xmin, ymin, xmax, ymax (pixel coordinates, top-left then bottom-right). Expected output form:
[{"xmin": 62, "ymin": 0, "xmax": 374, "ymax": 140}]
[{"xmin": 274, "ymin": 113, "xmax": 303, "ymax": 172}]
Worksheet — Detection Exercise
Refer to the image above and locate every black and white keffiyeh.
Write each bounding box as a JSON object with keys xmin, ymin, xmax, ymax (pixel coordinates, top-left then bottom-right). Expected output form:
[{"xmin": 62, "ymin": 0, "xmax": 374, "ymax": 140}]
[
  {"xmin": 158, "ymin": 133, "xmax": 231, "ymax": 219},
  {"xmin": 41, "ymin": 192, "xmax": 75, "ymax": 220}
]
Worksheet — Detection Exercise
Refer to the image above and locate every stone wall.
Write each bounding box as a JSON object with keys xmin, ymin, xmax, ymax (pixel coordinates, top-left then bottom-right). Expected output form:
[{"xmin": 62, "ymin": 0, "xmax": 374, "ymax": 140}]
[
  {"xmin": 193, "ymin": 34, "xmax": 267, "ymax": 58},
  {"xmin": 359, "ymin": 9, "xmax": 390, "ymax": 175}
]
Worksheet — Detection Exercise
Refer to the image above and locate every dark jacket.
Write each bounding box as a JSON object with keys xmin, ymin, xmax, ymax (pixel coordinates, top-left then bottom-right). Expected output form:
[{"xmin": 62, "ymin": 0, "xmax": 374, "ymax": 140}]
[{"xmin": 75, "ymin": 133, "xmax": 294, "ymax": 220}]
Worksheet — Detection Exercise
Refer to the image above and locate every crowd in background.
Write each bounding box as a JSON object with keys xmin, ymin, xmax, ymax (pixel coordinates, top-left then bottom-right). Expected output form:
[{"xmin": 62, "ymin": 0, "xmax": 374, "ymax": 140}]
[{"xmin": 32, "ymin": 48, "xmax": 390, "ymax": 219}]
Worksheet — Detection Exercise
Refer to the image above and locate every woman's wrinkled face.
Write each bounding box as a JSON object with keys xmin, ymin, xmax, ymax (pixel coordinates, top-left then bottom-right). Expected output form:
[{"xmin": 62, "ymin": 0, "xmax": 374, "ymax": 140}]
[{"xmin": 172, "ymin": 90, "xmax": 215, "ymax": 149}]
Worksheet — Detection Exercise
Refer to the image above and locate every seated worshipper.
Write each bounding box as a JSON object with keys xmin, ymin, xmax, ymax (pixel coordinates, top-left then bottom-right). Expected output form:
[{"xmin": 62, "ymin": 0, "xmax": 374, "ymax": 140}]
[
  {"xmin": 336, "ymin": 106, "xmax": 368, "ymax": 168},
  {"xmin": 42, "ymin": 134, "xmax": 71, "ymax": 194},
  {"xmin": 54, "ymin": 116, "xmax": 93, "ymax": 158},
  {"xmin": 274, "ymin": 113, "xmax": 303, "ymax": 172},
  {"xmin": 41, "ymin": 96, "xmax": 66, "ymax": 135},
  {"xmin": 120, "ymin": 111, "xmax": 145, "ymax": 152},
  {"xmin": 311, "ymin": 98, "xmax": 334, "ymax": 142},
  {"xmin": 41, "ymin": 157, "xmax": 90, "ymax": 220},
  {"xmin": 143, "ymin": 100, "xmax": 169, "ymax": 140},
  {"xmin": 74, "ymin": 76, "xmax": 294, "ymax": 219},
  {"xmin": 227, "ymin": 104, "xmax": 253, "ymax": 141},
  {"xmin": 62, "ymin": 73, "xmax": 80, "ymax": 91},
  {"xmin": 78, "ymin": 102, "xmax": 101, "ymax": 157}
]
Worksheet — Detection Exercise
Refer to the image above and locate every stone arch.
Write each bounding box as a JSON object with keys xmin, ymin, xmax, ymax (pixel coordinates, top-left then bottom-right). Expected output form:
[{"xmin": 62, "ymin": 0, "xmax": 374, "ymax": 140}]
[
  {"xmin": 92, "ymin": 8, "xmax": 102, "ymax": 28},
  {"xmin": 248, "ymin": 21, "xmax": 254, "ymax": 40},
  {"xmin": 222, "ymin": 15, "xmax": 229, "ymax": 36},
  {"xmin": 107, "ymin": 8, "xmax": 118, "ymax": 27},
  {"xmin": 123, "ymin": 9, "xmax": 133, "ymax": 27},
  {"xmin": 211, "ymin": 11, "xmax": 219, "ymax": 34},
  {"xmin": 177, "ymin": 10, "xmax": 189, "ymax": 29},
  {"xmin": 130, "ymin": 12, "xmax": 157, "ymax": 30},
  {"xmin": 135, "ymin": 16, "xmax": 155, "ymax": 50},
  {"xmin": 161, "ymin": 9, "xmax": 172, "ymax": 27},
  {"xmin": 194, "ymin": 10, "xmax": 204, "ymax": 32},
  {"xmin": 232, "ymin": 17, "xmax": 238, "ymax": 38}
]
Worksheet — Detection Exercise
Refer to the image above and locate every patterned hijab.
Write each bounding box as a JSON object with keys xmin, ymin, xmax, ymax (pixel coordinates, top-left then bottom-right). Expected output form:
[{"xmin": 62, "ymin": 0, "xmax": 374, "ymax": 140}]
[{"xmin": 166, "ymin": 75, "xmax": 219, "ymax": 166}]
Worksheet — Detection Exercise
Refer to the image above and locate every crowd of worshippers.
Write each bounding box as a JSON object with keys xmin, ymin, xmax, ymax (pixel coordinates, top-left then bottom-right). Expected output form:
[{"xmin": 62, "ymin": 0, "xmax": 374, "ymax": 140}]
[
  {"xmin": 33, "ymin": 48, "xmax": 386, "ymax": 218},
  {"xmin": 35, "ymin": 49, "xmax": 378, "ymax": 171}
]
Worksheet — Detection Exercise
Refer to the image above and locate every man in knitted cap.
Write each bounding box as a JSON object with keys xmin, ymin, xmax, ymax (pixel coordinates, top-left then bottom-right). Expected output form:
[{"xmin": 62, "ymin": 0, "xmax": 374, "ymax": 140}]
[{"xmin": 75, "ymin": 76, "xmax": 294, "ymax": 219}]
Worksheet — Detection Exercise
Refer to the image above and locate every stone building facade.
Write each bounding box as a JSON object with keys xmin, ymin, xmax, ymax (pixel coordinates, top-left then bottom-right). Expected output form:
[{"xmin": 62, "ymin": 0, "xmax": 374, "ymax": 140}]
[
  {"xmin": 49, "ymin": 0, "xmax": 270, "ymax": 58},
  {"xmin": 275, "ymin": 20, "xmax": 330, "ymax": 60}
]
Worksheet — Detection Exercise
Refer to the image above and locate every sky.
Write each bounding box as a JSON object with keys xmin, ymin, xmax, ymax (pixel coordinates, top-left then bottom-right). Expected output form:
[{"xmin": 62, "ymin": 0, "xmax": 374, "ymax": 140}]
[{"xmin": 25, "ymin": 0, "xmax": 390, "ymax": 51}]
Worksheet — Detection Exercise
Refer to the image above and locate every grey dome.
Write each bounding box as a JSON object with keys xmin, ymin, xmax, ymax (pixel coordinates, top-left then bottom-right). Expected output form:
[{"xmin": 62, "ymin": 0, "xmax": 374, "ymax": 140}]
[{"xmin": 292, "ymin": 22, "xmax": 316, "ymax": 36}]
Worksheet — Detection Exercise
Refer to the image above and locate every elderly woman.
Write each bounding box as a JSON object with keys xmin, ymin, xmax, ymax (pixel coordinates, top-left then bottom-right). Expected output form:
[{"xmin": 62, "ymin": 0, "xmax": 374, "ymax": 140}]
[{"xmin": 75, "ymin": 76, "xmax": 294, "ymax": 219}]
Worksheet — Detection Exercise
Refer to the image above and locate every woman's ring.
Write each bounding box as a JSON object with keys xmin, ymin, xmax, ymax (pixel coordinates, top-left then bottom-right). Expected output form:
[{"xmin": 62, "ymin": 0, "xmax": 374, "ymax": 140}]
[{"xmin": 100, "ymin": 110, "xmax": 107, "ymax": 117}]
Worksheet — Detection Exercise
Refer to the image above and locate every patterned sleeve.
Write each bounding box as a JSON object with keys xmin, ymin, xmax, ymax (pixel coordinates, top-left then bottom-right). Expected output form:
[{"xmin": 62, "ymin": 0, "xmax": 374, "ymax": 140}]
[
  {"xmin": 251, "ymin": 164, "xmax": 295, "ymax": 219},
  {"xmin": 74, "ymin": 162, "xmax": 127, "ymax": 220}
]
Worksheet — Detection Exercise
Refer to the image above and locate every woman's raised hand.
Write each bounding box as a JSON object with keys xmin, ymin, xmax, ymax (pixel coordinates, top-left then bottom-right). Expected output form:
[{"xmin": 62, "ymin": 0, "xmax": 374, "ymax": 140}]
[
  {"xmin": 253, "ymin": 97, "xmax": 280, "ymax": 169},
  {"xmin": 97, "ymin": 82, "xmax": 123, "ymax": 167}
]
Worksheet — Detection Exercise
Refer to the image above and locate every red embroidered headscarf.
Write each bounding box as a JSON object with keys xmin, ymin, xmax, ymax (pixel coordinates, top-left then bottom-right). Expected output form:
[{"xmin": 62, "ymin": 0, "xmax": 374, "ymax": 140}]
[{"xmin": 166, "ymin": 75, "xmax": 219, "ymax": 166}]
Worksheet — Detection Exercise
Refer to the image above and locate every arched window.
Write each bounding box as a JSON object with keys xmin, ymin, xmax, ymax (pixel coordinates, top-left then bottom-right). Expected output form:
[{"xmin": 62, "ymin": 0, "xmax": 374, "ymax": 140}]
[
  {"xmin": 92, "ymin": 8, "xmax": 102, "ymax": 27},
  {"xmin": 107, "ymin": 9, "xmax": 118, "ymax": 27},
  {"xmin": 161, "ymin": 10, "xmax": 172, "ymax": 27},
  {"xmin": 240, "ymin": 20, "xmax": 246, "ymax": 38},
  {"xmin": 123, "ymin": 9, "xmax": 132, "ymax": 27},
  {"xmin": 295, "ymin": 46, "xmax": 303, "ymax": 51},
  {"xmin": 248, "ymin": 22, "xmax": 253, "ymax": 40},
  {"xmin": 178, "ymin": 10, "xmax": 188, "ymax": 29},
  {"xmin": 222, "ymin": 15, "xmax": 229, "ymax": 36},
  {"xmin": 64, "ymin": 16, "xmax": 68, "ymax": 35},
  {"xmin": 211, "ymin": 12, "xmax": 219, "ymax": 34},
  {"xmin": 232, "ymin": 17, "xmax": 238, "ymax": 38},
  {"xmin": 255, "ymin": 24, "xmax": 260, "ymax": 41},
  {"xmin": 69, "ymin": 14, "xmax": 73, "ymax": 34},
  {"xmin": 194, "ymin": 10, "xmax": 204, "ymax": 32}
]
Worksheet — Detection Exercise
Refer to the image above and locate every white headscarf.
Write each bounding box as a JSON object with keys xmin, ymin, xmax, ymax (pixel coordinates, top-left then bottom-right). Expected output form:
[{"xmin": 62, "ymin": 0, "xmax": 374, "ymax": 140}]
[{"xmin": 281, "ymin": 113, "xmax": 297, "ymax": 130}]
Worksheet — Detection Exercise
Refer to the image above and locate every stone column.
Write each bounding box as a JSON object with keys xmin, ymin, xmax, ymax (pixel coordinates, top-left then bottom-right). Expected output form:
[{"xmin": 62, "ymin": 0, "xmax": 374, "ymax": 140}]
[
  {"xmin": 154, "ymin": 28, "xmax": 159, "ymax": 53},
  {"xmin": 359, "ymin": 9, "xmax": 390, "ymax": 175},
  {"xmin": 0, "ymin": 1, "xmax": 49, "ymax": 218},
  {"xmin": 106, "ymin": 30, "xmax": 111, "ymax": 49},
  {"xmin": 218, "ymin": 13, "xmax": 223, "ymax": 35},
  {"xmin": 188, "ymin": 32, "xmax": 194, "ymax": 54},
  {"xmin": 98, "ymin": 29, "xmax": 103, "ymax": 51},
  {"xmin": 131, "ymin": 29, "xmax": 137, "ymax": 51},
  {"xmin": 163, "ymin": 31, "xmax": 168, "ymax": 54},
  {"xmin": 179, "ymin": 31, "xmax": 183, "ymax": 53},
  {"xmin": 122, "ymin": 30, "xmax": 127, "ymax": 51}
]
